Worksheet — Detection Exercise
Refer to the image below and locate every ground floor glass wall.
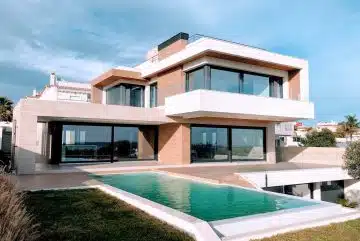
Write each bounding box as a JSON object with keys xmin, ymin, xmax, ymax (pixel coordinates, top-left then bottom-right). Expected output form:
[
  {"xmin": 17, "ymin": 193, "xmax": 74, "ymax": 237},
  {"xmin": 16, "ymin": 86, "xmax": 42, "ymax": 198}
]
[
  {"xmin": 191, "ymin": 125, "xmax": 266, "ymax": 163},
  {"xmin": 59, "ymin": 123, "xmax": 157, "ymax": 163}
]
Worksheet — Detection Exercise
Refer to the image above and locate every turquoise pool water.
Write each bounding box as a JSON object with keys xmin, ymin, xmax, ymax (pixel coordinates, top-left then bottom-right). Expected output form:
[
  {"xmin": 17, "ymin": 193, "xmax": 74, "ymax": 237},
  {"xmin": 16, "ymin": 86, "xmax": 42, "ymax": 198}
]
[{"xmin": 95, "ymin": 172, "xmax": 318, "ymax": 221}]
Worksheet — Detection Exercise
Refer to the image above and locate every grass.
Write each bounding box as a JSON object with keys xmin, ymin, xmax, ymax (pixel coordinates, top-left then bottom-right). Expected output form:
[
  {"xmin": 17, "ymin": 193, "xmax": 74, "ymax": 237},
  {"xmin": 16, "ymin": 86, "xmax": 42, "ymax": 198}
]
[
  {"xmin": 254, "ymin": 218, "xmax": 360, "ymax": 241},
  {"xmin": 25, "ymin": 189, "xmax": 194, "ymax": 241}
]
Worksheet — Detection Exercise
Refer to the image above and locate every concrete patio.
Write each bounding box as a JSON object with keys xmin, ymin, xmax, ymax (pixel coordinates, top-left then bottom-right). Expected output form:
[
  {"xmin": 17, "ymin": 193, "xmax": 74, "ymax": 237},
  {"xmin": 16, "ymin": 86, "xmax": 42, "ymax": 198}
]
[{"xmin": 13, "ymin": 161, "xmax": 340, "ymax": 191}]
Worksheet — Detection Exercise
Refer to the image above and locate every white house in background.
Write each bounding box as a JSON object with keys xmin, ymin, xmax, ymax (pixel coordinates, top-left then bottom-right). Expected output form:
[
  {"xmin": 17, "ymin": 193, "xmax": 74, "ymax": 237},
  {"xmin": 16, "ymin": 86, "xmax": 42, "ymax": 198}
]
[
  {"xmin": 275, "ymin": 122, "xmax": 300, "ymax": 147},
  {"xmin": 316, "ymin": 121, "xmax": 338, "ymax": 132},
  {"xmin": 32, "ymin": 72, "xmax": 91, "ymax": 102}
]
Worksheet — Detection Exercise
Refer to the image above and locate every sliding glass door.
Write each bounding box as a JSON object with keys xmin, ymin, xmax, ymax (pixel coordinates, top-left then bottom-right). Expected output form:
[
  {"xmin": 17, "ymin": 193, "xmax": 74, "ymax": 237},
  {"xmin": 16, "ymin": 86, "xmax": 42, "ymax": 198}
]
[
  {"xmin": 191, "ymin": 125, "xmax": 266, "ymax": 163},
  {"xmin": 231, "ymin": 128, "xmax": 265, "ymax": 160},
  {"xmin": 191, "ymin": 126, "xmax": 228, "ymax": 162},
  {"xmin": 61, "ymin": 125, "xmax": 112, "ymax": 162},
  {"xmin": 60, "ymin": 123, "xmax": 157, "ymax": 163}
]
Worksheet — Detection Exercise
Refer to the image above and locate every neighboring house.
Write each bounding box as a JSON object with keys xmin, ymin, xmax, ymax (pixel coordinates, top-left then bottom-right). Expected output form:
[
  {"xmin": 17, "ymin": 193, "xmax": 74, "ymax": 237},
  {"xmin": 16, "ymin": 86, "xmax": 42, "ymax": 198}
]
[
  {"xmin": 31, "ymin": 72, "xmax": 91, "ymax": 102},
  {"xmin": 12, "ymin": 32, "xmax": 315, "ymax": 174},
  {"xmin": 275, "ymin": 122, "xmax": 300, "ymax": 147},
  {"xmin": 316, "ymin": 121, "xmax": 338, "ymax": 132}
]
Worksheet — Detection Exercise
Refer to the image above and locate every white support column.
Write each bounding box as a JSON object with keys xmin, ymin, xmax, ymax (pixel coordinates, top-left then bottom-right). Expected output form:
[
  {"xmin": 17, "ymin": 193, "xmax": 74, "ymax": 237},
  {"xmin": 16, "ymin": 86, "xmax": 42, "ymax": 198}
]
[
  {"xmin": 144, "ymin": 85, "xmax": 150, "ymax": 108},
  {"xmin": 313, "ymin": 182, "xmax": 322, "ymax": 200},
  {"xmin": 14, "ymin": 110, "xmax": 38, "ymax": 174}
]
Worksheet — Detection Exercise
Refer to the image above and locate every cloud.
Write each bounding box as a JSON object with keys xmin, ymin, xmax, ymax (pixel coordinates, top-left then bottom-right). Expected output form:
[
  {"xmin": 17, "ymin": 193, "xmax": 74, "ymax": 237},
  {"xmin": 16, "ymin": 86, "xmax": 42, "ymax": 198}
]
[{"xmin": 0, "ymin": 38, "xmax": 114, "ymax": 81}]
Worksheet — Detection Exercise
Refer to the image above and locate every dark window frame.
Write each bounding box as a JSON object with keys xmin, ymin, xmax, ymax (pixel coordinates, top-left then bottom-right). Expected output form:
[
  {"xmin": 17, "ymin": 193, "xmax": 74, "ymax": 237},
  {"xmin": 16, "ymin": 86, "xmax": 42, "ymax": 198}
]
[
  {"xmin": 185, "ymin": 65, "xmax": 283, "ymax": 98},
  {"xmin": 55, "ymin": 121, "xmax": 158, "ymax": 163},
  {"xmin": 150, "ymin": 82, "xmax": 158, "ymax": 108},
  {"xmin": 190, "ymin": 124, "xmax": 266, "ymax": 163},
  {"xmin": 106, "ymin": 83, "xmax": 145, "ymax": 107}
]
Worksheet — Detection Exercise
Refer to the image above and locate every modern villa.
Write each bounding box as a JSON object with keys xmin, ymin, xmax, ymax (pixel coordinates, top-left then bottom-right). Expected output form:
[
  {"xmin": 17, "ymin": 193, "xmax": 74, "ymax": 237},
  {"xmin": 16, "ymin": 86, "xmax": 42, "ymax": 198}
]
[
  {"xmin": 13, "ymin": 32, "xmax": 314, "ymax": 169},
  {"xmin": 12, "ymin": 32, "xmax": 360, "ymax": 240}
]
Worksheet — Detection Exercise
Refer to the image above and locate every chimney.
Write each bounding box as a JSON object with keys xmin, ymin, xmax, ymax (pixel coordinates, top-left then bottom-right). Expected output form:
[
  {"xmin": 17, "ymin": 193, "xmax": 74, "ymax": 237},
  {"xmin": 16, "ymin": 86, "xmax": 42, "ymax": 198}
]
[
  {"xmin": 157, "ymin": 32, "xmax": 189, "ymax": 61},
  {"xmin": 50, "ymin": 72, "xmax": 57, "ymax": 86},
  {"xmin": 32, "ymin": 89, "xmax": 37, "ymax": 97}
]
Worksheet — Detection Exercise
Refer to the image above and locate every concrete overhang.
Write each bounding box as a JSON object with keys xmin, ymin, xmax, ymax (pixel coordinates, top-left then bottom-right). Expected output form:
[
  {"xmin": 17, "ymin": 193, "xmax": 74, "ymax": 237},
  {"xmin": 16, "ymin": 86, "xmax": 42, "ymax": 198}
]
[
  {"xmin": 165, "ymin": 90, "xmax": 314, "ymax": 122},
  {"xmin": 17, "ymin": 98, "xmax": 172, "ymax": 125},
  {"xmin": 91, "ymin": 68, "xmax": 147, "ymax": 87},
  {"xmin": 140, "ymin": 37, "xmax": 307, "ymax": 78}
]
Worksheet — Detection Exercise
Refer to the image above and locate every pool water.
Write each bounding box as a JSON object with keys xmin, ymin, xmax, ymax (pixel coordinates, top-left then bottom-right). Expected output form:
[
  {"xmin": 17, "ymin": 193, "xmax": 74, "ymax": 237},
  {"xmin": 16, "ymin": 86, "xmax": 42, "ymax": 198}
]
[{"xmin": 95, "ymin": 172, "xmax": 318, "ymax": 221}]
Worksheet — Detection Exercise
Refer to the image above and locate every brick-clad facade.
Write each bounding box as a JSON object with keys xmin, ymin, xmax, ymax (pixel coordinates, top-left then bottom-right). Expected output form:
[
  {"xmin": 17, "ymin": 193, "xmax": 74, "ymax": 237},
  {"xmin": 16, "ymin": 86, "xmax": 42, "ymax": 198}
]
[{"xmin": 158, "ymin": 123, "xmax": 190, "ymax": 165}]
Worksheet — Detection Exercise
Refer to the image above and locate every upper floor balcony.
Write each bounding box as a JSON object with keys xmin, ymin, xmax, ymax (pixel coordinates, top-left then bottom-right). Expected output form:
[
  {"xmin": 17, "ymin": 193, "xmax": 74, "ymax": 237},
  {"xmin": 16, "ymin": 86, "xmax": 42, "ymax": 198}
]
[{"xmin": 165, "ymin": 89, "xmax": 314, "ymax": 121}]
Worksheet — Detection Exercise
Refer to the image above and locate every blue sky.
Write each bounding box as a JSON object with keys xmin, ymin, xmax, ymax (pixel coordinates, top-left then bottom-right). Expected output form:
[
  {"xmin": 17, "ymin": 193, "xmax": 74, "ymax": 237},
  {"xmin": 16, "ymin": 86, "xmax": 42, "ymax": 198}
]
[{"xmin": 1, "ymin": 0, "xmax": 360, "ymax": 124}]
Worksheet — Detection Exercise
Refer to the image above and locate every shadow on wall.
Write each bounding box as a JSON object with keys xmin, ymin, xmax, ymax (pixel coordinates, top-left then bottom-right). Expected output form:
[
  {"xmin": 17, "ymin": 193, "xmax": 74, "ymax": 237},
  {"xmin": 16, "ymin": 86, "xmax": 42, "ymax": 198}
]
[
  {"xmin": 277, "ymin": 146, "xmax": 345, "ymax": 166},
  {"xmin": 13, "ymin": 147, "xmax": 49, "ymax": 175}
]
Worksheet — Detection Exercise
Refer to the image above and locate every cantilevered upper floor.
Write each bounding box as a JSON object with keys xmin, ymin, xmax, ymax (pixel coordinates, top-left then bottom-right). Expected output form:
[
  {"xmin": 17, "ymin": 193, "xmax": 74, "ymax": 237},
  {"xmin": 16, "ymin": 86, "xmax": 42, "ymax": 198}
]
[{"xmin": 90, "ymin": 32, "xmax": 314, "ymax": 122}]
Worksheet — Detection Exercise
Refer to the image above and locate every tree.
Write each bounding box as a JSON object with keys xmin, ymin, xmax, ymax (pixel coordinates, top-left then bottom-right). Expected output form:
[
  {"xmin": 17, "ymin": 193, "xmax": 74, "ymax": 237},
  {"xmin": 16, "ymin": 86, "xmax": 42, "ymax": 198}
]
[
  {"xmin": 335, "ymin": 125, "xmax": 346, "ymax": 138},
  {"xmin": 0, "ymin": 97, "xmax": 13, "ymax": 122},
  {"xmin": 343, "ymin": 141, "xmax": 360, "ymax": 179},
  {"xmin": 300, "ymin": 128, "xmax": 336, "ymax": 147},
  {"xmin": 339, "ymin": 114, "xmax": 360, "ymax": 142}
]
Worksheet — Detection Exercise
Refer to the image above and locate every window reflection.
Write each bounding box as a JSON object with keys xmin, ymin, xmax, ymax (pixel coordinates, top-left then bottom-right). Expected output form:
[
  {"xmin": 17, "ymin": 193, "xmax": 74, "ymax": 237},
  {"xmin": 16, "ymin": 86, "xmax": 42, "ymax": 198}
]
[
  {"xmin": 106, "ymin": 84, "xmax": 144, "ymax": 107},
  {"xmin": 243, "ymin": 74, "xmax": 270, "ymax": 97},
  {"xmin": 185, "ymin": 66, "xmax": 283, "ymax": 98},
  {"xmin": 187, "ymin": 68, "xmax": 204, "ymax": 91},
  {"xmin": 113, "ymin": 126, "xmax": 156, "ymax": 160},
  {"xmin": 191, "ymin": 127, "xmax": 228, "ymax": 162},
  {"xmin": 210, "ymin": 68, "xmax": 239, "ymax": 93},
  {"xmin": 61, "ymin": 125, "xmax": 112, "ymax": 162},
  {"xmin": 232, "ymin": 128, "xmax": 265, "ymax": 160}
]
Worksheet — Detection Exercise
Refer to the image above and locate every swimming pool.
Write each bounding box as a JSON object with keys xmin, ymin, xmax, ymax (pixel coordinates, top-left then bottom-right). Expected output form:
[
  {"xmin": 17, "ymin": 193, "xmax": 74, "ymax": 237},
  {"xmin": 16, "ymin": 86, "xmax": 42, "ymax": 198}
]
[{"xmin": 95, "ymin": 172, "xmax": 318, "ymax": 221}]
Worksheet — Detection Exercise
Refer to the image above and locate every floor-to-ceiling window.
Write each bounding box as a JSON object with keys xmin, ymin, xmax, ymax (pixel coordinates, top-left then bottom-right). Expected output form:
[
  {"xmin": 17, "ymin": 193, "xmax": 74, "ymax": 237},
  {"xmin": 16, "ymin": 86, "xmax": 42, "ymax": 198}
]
[
  {"xmin": 186, "ymin": 67, "xmax": 205, "ymax": 91},
  {"xmin": 60, "ymin": 123, "xmax": 157, "ymax": 163},
  {"xmin": 191, "ymin": 125, "xmax": 266, "ymax": 163},
  {"xmin": 185, "ymin": 65, "xmax": 283, "ymax": 98},
  {"xmin": 61, "ymin": 125, "xmax": 112, "ymax": 162},
  {"xmin": 191, "ymin": 126, "xmax": 228, "ymax": 162},
  {"xmin": 232, "ymin": 128, "xmax": 265, "ymax": 160},
  {"xmin": 106, "ymin": 83, "xmax": 144, "ymax": 107},
  {"xmin": 113, "ymin": 126, "xmax": 156, "ymax": 160}
]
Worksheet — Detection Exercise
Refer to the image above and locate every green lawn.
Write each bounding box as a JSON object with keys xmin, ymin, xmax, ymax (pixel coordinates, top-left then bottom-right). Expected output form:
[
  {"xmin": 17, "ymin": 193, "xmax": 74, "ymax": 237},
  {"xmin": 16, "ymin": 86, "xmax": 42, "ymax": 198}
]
[
  {"xmin": 25, "ymin": 189, "xmax": 194, "ymax": 241},
  {"xmin": 255, "ymin": 218, "xmax": 360, "ymax": 241}
]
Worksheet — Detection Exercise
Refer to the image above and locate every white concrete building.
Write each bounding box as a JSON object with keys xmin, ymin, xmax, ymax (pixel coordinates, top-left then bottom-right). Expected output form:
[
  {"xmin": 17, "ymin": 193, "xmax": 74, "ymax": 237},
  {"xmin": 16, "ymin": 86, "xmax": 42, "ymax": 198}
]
[{"xmin": 32, "ymin": 72, "xmax": 91, "ymax": 102}]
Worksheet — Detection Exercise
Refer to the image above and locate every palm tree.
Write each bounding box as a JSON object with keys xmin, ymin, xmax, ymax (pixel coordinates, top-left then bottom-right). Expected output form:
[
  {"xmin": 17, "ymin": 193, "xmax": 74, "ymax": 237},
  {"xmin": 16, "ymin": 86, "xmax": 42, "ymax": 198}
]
[
  {"xmin": 0, "ymin": 97, "xmax": 13, "ymax": 122},
  {"xmin": 339, "ymin": 114, "xmax": 360, "ymax": 142}
]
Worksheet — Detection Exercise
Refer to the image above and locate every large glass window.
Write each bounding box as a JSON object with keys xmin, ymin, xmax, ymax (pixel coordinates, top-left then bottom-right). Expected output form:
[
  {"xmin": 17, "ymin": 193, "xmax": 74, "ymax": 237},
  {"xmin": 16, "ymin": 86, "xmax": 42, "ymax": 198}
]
[
  {"xmin": 113, "ymin": 126, "xmax": 156, "ymax": 160},
  {"xmin": 186, "ymin": 68, "xmax": 205, "ymax": 91},
  {"xmin": 60, "ymin": 124, "xmax": 157, "ymax": 163},
  {"xmin": 185, "ymin": 65, "xmax": 283, "ymax": 98},
  {"xmin": 242, "ymin": 74, "xmax": 270, "ymax": 97},
  {"xmin": 106, "ymin": 84, "xmax": 144, "ymax": 107},
  {"xmin": 191, "ymin": 126, "xmax": 228, "ymax": 162},
  {"xmin": 61, "ymin": 125, "xmax": 112, "ymax": 162},
  {"xmin": 210, "ymin": 68, "xmax": 239, "ymax": 93},
  {"xmin": 232, "ymin": 128, "xmax": 265, "ymax": 160},
  {"xmin": 191, "ymin": 125, "xmax": 266, "ymax": 163},
  {"xmin": 150, "ymin": 83, "xmax": 158, "ymax": 108}
]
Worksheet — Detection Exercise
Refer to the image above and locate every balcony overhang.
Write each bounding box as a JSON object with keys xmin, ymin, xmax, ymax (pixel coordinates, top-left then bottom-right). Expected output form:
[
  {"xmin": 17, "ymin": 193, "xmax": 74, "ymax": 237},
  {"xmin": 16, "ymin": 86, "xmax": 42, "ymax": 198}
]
[
  {"xmin": 165, "ymin": 90, "xmax": 314, "ymax": 121},
  {"xmin": 17, "ymin": 98, "xmax": 171, "ymax": 125},
  {"xmin": 91, "ymin": 68, "xmax": 147, "ymax": 87}
]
